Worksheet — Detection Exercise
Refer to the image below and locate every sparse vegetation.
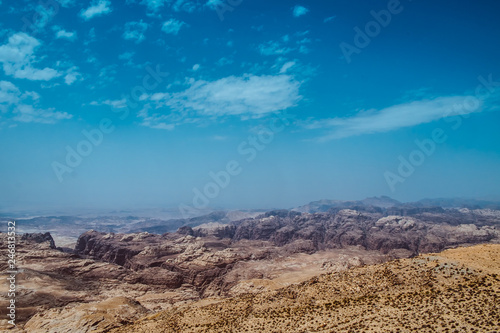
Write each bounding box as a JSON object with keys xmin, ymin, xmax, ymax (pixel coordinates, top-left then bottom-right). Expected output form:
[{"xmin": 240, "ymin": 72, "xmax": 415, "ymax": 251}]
[{"xmin": 109, "ymin": 244, "xmax": 500, "ymax": 333}]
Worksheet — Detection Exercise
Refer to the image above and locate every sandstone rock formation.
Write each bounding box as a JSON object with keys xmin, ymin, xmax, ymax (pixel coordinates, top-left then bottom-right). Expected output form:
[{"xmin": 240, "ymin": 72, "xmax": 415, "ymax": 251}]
[
  {"xmin": 109, "ymin": 244, "xmax": 500, "ymax": 333},
  {"xmin": 1, "ymin": 206, "xmax": 498, "ymax": 332}
]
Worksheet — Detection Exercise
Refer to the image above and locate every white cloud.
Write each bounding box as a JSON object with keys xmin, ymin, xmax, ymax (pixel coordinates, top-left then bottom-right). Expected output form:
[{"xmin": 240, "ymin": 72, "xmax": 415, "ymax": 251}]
[
  {"xmin": 64, "ymin": 67, "xmax": 82, "ymax": 85},
  {"xmin": 119, "ymin": 51, "xmax": 135, "ymax": 60},
  {"xmin": 92, "ymin": 64, "xmax": 118, "ymax": 87},
  {"xmin": 0, "ymin": 33, "xmax": 40, "ymax": 64},
  {"xmin": 324, "ymin": 15, "xmax": 336, "ymax": 23},
  {"xmin": 216, "ymin": 57, "xmax": 233, "ymax": 66},
  {"xmin": 280, "ymin": 61, "xmax": 295, "ymax": 74},
  {"xmin": 258, "ymin": 41, "xmax": 293, "ymax": 56},
  {"xmin": 12, "ymin": 66, "xmax": 60, "ymax": 80},
  {"xmin": 0, "ymin": 81, "xmax": 20, "ymax": 107},
  {"xmin": 57, "ymin": 0, "xmax": 76, "ymax": 7},
  {"xmin": 136, "ymin": 0, "xmax": 197, "ymax": 13},
  {"xmin": 0, "ymin": 32, "xmax": 61, "ymax": 81},
  {"xmin": 91, "ymin": 99, "xmax": 128, "ymax": 108},
  {"xmin": 205, "ymin": 0, "xmax": 222, "ymax": 9},
  {"xmin": 161, "ymin": 19, "xmax": 186, "ymax": 35},
  {"xmin": 53, "ymin": 26, "xmax": 77, "ymax": 41},
  {"xmin": 103, "ymin": 99, "xmax": 128, "ymax": 108},
  {"xmin": 293, "ymin": 5, "xmax": 309, "ymax": 17},
  {"xmin": 64, "ymin": 73, "xmax": 77, "ymax": 85},
  {"xmin": 86, "ymin": 27, "xmax": 97, "ymax": 45},
  {"xmin": 192, "ymin": 64, "xmax": 200, "ymax": 71},
  {"xmin": 79, "ymin": 0, "xmax": 112, "ymax": 20},
  {"xmin": 0, "ymin": 80, "xmax": 72, "ymax": 124},
  {"xmin": 139, "ymin": 74, "xmax": 301, "ymax": 129},
  {"xmin": 299, "ymin": 45, "xmax": 310, "ymax": 54},
  {"xmin": 172, "ymin": 0, "xmax": 196, "ymax": 12},
  {"xmin": 118, "ymin": 51, "xmax": 135, "ymax": 67},
  {"xmin": 138, "ymin": 0, "xmax": 168, "ymax": 12},
  {"xmin": 122, "ymin": 20, "xmax": 149, "ymax": 43},
  {"xmin": 307, "ymin": 96, "xmax": 484, "ymax": 141},
  {"xmin": 14, "ymin": 104, "xmax": 72, "ymax": 124}
]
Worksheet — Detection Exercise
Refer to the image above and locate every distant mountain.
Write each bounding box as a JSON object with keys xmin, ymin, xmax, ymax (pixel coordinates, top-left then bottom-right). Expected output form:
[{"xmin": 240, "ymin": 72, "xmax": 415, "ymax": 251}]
[
  {"xmin": 415, "ymin": 198, "xmax": 500, "ymax": 210},
  {"xmin": 129, "ymin": 210, "xmax": 263, "ymax": 234},
  {"xmin": 360, "ymin": 196, "xmax": 402, "ymax": 208},
  {"xmin": 293, "ymin": 196, "xmax": 401, "ymax": 213},
  {"xmin": 293, "ymin": 196, "xmax": 500, "ymax": 214},
  {"xmin": 6, "ymin": 197, "xmax": 500, "ymax": 243}
]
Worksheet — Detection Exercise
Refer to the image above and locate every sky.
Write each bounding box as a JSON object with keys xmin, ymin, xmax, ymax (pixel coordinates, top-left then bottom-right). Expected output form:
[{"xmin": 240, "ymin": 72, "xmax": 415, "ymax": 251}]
[{"xmin": 0, "ymin": 0, "xmax": 500, "ymax": 215}]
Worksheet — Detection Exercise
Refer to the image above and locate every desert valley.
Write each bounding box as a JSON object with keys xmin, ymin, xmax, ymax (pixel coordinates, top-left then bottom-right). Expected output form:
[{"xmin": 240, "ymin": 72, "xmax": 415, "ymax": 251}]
[{"xmin": 1, "ymin": 197, "xmax": 499, "ymax": 332}]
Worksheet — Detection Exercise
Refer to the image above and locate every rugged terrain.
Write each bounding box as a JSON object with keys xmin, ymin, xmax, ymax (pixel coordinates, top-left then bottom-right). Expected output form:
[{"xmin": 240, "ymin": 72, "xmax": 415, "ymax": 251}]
[
  {"xmin": 68, "ymin": 208, "xmax": 499, "ymax": 299},
  {"xmin": 0, "ymin": 203, "xmax": 499, "ymax": 332},
  {"xmin": 8, "ymin": 210, "xmax": 263, "ymax": 249},
  {"xmin": 110, "ymin": 244, "xmax": 500, "ymax": 333}
]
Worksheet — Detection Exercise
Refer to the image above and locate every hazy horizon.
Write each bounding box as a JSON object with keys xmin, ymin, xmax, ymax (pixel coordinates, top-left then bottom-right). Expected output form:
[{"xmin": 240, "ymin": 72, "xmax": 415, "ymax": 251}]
[
  {"xmin": 3, "ymin": 195, "xmax": 500, "ymax": 219},
  {"xmin": 1, "ymin": 0, "xmax": 500, "ymax": 215}
]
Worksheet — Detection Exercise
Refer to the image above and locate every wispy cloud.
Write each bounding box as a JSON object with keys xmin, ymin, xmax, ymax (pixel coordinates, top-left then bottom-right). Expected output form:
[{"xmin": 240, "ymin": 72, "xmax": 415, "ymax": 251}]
[
  {"xmin": 161, "ymin": 19, "xmax": 186, "ymax": 35},
  {"xmin": 57, "ymin": 0, "xmax": 76, "ymax": 7},
  {"xmin": 137, "ymin": 0, "xmax": 167, "ymax": 12},
  {"xmin": 119, "ymin": 52, "xmax": 134, "ymax": 60},
  {"xmin": 139, "ymin": 74, "xmax": 301, "ymax": 129},
  {"xmin": 0, "ymin": 80, "xmax": 72, "ymax": 124},
  {"xmin": 171, "ymin": 0, "xmax": 197, "ymax": 12},
  {"xmin": 293, "ymin": 5, "xmax": 309, "ymax": 17},
  {"xmin": 64, "ymin": 66, "xmax": 82, "ymax": 85},
  {"xmin": 323, "ymin": 15, "xmax": 336, "ymax": 23},
  {"xmin": 306, "ymin": 96, "xmax": 484, "ymax": 141},
  {"xmin": 205, "ymin": 0, "xmax": 221, "ymax": 9},
  {"xmin": 137, "ymin": 0, "xmax": 198, "ymax": 13},
  {"xmin": 13, "ymin": 104, "xmax": 72, "ymax": 124},
  {"xmin": 258, "ymin": 41, "xmax": 293, "ymax": 56},
  {"xmin": 279, "ymin": 61, "xmax": 295, "ymax": 73},
  {"xmin": 53, "ymin": 26, "xmax": 77, "ymax": 41},
  {"xmin": 122, "ymin": 20, "xmax": 149, "ymax": 43},
  {"xmin": 31, "ymin": 4, "xmax": 56, "ymax": 30},
  {"xmin": 0, "ymin": 32, "xmax": 61, "ymax": 81},
  {"xmin": 90, "ymin": 98, "xmax": 130, "ymax": 109},
  {"xmin": 216, "ymin": 57, "xmax": 233, "ymax": 66},
  {"xmin": 79, "ymin": 0, "xmax": 112, "ymax": 20}
]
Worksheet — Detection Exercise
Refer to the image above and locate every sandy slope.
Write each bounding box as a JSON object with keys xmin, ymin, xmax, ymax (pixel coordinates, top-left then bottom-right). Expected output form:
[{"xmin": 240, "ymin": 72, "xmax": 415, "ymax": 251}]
[{"xmin": 110, "ymin": 244, "xmax": 500, "ymax": 333}]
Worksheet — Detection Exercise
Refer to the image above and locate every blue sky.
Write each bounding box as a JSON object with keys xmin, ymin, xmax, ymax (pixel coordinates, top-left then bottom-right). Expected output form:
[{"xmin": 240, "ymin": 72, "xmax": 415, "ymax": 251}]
[{"xmin": 1, "ymin": 0, "xmax": 500, "ymax": 214}]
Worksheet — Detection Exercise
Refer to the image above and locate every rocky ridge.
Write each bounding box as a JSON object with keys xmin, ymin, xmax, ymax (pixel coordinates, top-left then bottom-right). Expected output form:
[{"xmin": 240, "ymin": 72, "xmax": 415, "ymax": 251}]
[
  {"xmin": 109, "ymin": 244, "xmax": 500, "ymax": 333},
  {"xmin": 1, "ymin": 206, "xmax": 499, "ymax": 332}
]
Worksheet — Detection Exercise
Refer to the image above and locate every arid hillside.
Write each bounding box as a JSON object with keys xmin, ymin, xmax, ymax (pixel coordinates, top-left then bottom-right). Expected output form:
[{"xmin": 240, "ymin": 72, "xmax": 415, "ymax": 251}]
[
  {"xmin": 1, "ymin": 206, "xmax": 499, "ymax": 332},
  {"xmin": 109, "ymin": 244, "xmax": 500, "ymax": 333}
]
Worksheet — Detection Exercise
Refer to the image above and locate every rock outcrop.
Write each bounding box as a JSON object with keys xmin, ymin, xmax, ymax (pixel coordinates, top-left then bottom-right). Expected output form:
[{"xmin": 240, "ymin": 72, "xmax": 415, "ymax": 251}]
[
  {"xmin": 69, "ymin": 208, "xmax": 499, "ymax": 303},
  {"xmin": 222, "ymin": 210, "xmax": 499, "ymax": 254},
  {"xmin": 2, "ymin": 206, "xmax": 498, "ymax": 331},
  {"xmin": 108, "ymin": 244, "xmax": 500, "ymax": 333}
]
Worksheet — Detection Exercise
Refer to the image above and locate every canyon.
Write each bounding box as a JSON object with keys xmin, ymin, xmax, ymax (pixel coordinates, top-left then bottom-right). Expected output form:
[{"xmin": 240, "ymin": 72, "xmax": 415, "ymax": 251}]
[{"xmin": 0, "ymin": 200, "xmax": 499, "ymax": 332}]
